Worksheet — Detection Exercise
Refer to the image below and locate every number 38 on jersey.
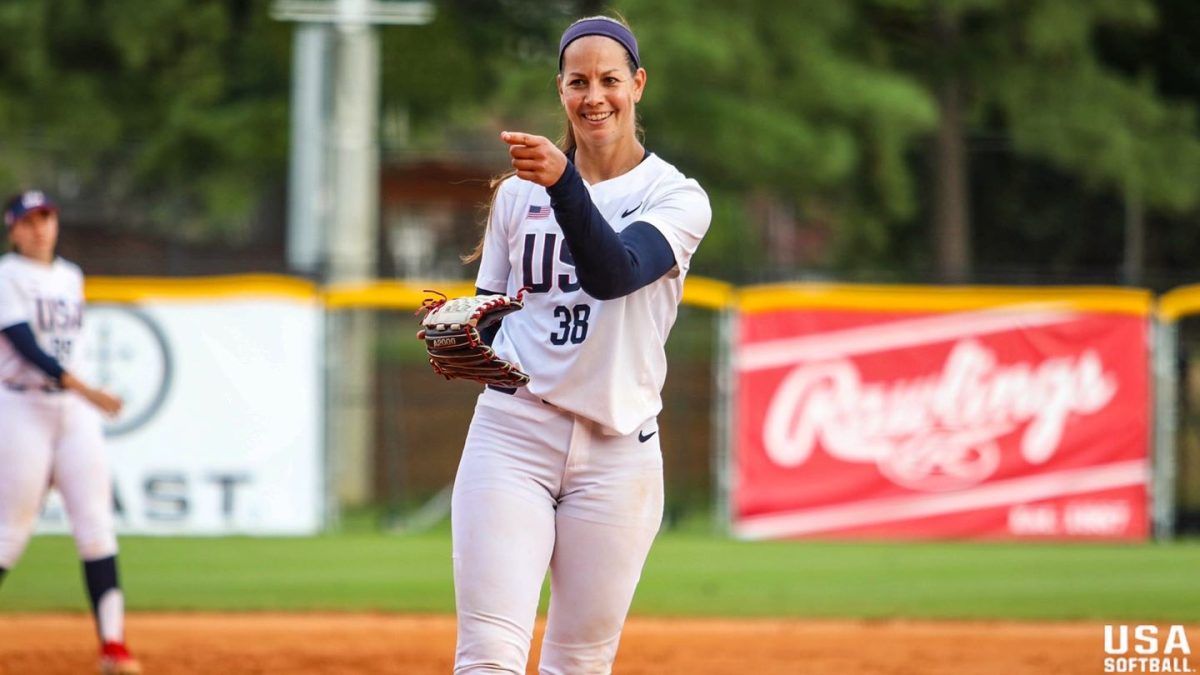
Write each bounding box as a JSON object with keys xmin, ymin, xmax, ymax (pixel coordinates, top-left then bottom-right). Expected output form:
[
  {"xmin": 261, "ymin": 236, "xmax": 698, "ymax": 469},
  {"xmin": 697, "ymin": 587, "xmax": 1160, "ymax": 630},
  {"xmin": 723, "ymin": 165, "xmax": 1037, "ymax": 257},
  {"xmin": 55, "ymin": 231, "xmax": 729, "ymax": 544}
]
[{"xmin": 521, "ymin": 231, "xmax": 591, "ymax": 347}]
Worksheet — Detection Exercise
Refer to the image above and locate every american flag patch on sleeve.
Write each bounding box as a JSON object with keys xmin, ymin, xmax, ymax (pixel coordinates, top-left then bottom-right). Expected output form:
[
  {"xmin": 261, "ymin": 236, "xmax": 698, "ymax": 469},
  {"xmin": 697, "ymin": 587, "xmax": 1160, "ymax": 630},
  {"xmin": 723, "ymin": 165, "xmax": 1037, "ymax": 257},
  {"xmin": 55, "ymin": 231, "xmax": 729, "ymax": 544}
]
[{"xmin": 526, "ymin": 205, "xmax": 550, "ymax": 220}]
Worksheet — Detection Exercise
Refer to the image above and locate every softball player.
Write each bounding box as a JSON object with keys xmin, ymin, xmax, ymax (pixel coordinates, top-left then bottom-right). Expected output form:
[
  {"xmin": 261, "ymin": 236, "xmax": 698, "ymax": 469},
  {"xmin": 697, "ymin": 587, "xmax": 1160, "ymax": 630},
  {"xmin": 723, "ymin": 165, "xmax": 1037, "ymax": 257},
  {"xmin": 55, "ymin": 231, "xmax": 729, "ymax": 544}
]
[
  {"xmin": 0, "ymin": 190, "xmax": 141, "ymax": 674},
  {"xmin": 451, "ymin": 16, "xmax": 710, "ymax": 673}
]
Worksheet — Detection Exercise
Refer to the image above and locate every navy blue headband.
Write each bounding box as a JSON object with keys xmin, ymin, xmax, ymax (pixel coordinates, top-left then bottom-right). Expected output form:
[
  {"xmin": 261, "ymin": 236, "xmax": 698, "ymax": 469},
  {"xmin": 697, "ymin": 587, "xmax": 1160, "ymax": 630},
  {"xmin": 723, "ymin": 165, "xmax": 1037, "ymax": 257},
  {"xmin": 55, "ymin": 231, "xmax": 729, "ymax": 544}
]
[{"xmin": 558, "ymin": 17, "xmax": 640, "ymax": 71}]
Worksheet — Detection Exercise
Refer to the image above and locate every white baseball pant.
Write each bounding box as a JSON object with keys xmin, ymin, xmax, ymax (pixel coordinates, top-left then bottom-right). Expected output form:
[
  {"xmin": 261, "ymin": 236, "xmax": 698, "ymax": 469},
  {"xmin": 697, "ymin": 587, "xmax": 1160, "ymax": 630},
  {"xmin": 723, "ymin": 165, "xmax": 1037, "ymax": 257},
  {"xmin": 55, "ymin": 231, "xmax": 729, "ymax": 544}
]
[
  {"xmin": 0, "ymin": 386, "xmax": 118, "ymax": 568},
  {"xmin": 452, "ymin": 387, "xmax": 663, "ymax": 674}
]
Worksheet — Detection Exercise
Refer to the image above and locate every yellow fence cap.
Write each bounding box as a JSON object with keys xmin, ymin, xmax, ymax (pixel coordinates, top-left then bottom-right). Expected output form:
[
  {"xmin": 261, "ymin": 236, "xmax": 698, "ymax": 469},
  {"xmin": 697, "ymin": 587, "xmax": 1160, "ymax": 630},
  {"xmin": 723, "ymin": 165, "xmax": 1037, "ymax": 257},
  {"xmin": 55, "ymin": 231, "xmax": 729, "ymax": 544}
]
[
  {"xmin": 1158, "ymin": 284, "xmax": 1200, "ymax": 321},
  {"xmin": 324, "ymin": 280, "xmax": 477, "ymax": 310},
  {"xmin": 86, "ymin": 274, "xmax": 318, "ymax": 303},
  {"xmin": 737, "ymin": 282, "xmax": 1153, "ymax": 316}
]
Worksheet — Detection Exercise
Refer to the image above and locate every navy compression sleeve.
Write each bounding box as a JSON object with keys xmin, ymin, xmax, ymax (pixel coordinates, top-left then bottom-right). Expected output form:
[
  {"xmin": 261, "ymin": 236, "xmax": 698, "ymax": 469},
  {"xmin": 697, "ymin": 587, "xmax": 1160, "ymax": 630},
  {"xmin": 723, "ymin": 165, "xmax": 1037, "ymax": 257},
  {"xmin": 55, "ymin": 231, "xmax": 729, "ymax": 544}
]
[
  {"xmin": 1, "ymin": 322, "xmax": 65, "ymax": 382},
  {"xmin": 547, "ymin": 162, "xmax": 677, "ymax": 300}
]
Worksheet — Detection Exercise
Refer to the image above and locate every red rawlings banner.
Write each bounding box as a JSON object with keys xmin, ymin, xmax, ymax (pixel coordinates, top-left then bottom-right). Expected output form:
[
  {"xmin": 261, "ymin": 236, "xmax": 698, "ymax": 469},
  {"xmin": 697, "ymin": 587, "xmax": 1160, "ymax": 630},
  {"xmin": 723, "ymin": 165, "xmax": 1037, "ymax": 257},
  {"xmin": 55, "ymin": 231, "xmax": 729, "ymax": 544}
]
[{"xmin": 733, "ymin": 299, "xmax": 1150, "ymax": 540}]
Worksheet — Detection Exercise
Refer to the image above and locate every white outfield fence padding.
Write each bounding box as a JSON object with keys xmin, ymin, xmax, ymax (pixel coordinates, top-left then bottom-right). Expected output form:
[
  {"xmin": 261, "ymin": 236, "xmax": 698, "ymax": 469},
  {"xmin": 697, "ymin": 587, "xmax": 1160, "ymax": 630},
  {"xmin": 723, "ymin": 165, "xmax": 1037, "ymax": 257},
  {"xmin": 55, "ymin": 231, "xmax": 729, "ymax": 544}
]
[{"xmin": 36, "ymin": 276, "xmax": 324, "ymax": 536}]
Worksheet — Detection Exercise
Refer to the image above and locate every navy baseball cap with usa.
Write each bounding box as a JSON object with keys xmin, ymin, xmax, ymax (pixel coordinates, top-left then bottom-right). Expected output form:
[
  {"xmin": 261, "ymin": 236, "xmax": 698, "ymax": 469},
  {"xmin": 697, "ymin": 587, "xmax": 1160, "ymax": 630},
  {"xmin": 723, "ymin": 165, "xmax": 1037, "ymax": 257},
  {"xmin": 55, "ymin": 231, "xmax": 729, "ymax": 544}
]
[{"xmin": 3, "ymin": 189, "xmax": 57, "ymax": 228}]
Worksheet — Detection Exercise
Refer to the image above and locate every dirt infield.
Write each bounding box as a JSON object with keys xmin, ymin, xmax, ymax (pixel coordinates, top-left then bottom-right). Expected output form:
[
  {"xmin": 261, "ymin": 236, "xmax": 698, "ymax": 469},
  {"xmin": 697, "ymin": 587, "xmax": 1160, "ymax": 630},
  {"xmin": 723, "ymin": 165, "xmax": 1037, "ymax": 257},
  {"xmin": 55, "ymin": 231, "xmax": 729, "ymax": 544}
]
[{"xmin": 0, "ymin": 612, "xmax": 1174, "ymax": 674}]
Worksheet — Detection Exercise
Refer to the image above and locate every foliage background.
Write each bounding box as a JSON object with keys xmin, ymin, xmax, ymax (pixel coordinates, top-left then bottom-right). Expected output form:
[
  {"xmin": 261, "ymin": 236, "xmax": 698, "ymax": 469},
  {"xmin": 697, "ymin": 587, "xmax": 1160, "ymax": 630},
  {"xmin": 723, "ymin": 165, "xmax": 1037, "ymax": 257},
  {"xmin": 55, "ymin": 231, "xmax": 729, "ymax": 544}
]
[{"xmin": 1, "ymin": 0, "xmax": 1198, "ymax": 285}]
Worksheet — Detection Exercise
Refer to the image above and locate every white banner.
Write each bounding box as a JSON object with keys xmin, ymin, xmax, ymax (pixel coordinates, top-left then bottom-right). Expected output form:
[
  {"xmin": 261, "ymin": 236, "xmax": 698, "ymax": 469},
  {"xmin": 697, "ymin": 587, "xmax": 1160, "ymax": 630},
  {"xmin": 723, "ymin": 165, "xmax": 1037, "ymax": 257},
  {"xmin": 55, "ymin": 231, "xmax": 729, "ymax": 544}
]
[{"xmin": 37, "ymin": 293, "xmax": 324, "ymax": 535}]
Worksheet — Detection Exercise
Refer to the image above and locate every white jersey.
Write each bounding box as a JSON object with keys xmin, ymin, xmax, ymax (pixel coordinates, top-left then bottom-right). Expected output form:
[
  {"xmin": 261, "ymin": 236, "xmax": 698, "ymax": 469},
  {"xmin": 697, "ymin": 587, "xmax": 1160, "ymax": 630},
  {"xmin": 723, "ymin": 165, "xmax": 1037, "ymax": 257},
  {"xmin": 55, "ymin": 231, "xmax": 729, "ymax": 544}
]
[
  {"xmin": 0, "ymin": 253, "xmax": 86, "ymax": 387},
  {"xmin": 476, "ymin": 153, "xmax": 711, "ymax": 435}
]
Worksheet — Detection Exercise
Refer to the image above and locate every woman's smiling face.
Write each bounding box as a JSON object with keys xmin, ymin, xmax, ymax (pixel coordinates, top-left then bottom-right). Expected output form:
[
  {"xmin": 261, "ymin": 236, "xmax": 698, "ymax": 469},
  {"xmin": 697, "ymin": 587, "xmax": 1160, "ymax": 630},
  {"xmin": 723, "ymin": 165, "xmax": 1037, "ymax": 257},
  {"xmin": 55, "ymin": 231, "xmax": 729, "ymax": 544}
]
[{"xmin": 558, "ymin": 35, "xmax": 646, "ymax": 151}]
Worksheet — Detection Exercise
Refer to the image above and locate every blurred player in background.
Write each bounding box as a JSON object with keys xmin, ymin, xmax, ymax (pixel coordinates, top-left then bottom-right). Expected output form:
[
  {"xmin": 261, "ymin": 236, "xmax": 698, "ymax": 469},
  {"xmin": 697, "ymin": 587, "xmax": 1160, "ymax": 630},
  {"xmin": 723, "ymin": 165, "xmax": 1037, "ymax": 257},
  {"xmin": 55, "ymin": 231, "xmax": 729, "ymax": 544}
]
[
  {"xmin": 0, "ymin": 190, "xmax": 141, "ymax": 674},
  {"xmin": 450, "ymin": 15, "xmax": 710, "ymax": 674}
]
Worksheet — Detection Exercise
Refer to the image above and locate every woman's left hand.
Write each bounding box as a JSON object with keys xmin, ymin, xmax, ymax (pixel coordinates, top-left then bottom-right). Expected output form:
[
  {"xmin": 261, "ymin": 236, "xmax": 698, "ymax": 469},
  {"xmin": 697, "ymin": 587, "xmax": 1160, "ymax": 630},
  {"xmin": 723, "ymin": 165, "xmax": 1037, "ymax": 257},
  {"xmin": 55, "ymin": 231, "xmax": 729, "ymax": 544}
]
[{"xmin": 502, "ymin": 131, "xmax": 568, "ymax": 187}]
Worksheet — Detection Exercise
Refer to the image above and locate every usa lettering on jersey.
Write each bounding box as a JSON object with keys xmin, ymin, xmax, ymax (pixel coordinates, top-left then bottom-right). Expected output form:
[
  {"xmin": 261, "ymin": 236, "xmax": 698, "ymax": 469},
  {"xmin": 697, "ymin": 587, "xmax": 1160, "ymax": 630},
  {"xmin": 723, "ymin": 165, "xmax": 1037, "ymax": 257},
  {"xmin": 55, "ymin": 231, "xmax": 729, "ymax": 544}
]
[{"xmin": 0, "ymin": 254, "xmax": 87, "ymax": 385}]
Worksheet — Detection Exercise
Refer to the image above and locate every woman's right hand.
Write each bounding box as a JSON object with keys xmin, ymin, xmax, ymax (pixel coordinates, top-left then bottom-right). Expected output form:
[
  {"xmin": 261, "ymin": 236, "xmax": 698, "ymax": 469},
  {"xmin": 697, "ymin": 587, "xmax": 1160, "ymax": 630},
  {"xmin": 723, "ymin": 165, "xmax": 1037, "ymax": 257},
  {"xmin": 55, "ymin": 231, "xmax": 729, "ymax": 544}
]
[{"xmin": 501, "ymin": 131, "xmax": 569, "ymax": 187}]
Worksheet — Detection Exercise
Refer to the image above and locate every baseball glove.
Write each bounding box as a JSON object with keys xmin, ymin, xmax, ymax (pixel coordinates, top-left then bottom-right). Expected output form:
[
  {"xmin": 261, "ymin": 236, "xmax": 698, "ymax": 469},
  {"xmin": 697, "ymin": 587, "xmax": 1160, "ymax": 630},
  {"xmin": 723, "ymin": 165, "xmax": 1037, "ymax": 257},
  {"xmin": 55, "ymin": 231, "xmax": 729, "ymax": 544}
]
[{"xmin": 417, "ymin": 290, "xmax": 530, "ymax": 388}]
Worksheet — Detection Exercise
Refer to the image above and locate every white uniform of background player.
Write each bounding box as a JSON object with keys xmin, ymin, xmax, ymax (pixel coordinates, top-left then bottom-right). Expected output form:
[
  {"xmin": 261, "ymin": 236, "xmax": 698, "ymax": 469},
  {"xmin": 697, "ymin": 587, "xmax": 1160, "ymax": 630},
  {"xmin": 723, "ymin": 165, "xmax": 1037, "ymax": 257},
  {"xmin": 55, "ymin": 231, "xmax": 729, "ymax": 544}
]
[
  {"xmin": 0, "ymin": 190, "xmax": 141, "ymax": 674},
  {"xmin": 451, "ymin": 16, "xmax": 710, "ymax": 674}
]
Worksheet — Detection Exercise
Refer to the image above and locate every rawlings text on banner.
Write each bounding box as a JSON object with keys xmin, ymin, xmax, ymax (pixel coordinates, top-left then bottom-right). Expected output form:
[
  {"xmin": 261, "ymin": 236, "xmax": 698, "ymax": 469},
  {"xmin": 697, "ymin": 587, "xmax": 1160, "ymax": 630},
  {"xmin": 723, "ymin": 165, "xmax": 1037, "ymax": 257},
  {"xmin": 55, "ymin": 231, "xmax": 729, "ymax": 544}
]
[
  {"xmin": 733, "ymin": 287, "xmax": 1150, "ymax": 540},
  {"xmin": 36, "ymin": 278, "xmax": 323, "ymax": 535}
]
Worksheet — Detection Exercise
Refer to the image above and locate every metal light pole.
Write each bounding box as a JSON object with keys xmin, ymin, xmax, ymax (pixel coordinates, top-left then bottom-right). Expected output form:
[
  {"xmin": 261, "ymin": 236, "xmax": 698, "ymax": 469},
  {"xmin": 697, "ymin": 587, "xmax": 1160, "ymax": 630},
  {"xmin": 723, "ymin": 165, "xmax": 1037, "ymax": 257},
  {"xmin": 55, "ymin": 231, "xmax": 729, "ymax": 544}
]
[
  {"xmin": 274, "ymin": 0, "xmax": 434, "ymax": 515},
  {"xmin": 282, "ymin": 20, "xmax": 330, "ymax": 276},
  {"xmin": 274, "ymin": 0, "xmax": 434, "ymax": 276}
]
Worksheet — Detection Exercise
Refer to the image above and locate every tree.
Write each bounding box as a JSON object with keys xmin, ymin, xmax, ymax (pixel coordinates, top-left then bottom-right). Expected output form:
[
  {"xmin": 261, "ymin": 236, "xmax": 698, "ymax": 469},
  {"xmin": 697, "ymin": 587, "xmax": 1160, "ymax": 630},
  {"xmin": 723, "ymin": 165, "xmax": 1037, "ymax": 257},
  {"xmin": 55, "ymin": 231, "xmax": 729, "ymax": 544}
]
[
  {"xmin": 608, "ymin": 0, "xmax": 938, "ymax": 279},
  {"xmin": 868, "ymin": 0, "xmax": 1200, "ymax": 282},
  {"xmin": 382, "ymin": 1, "xmax": 939, "ymax": 281},
  {"xmin": 0, "ymin": 0, "xmax": 291, "ymax": 240}
]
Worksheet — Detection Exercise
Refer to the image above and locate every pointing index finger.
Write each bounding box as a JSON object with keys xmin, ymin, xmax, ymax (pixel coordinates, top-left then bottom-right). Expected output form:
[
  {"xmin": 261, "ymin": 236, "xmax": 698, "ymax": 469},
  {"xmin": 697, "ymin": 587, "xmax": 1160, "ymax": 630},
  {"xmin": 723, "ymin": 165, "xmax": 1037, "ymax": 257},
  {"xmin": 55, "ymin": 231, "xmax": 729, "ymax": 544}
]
[{"xmin": 501, "ymin": 131, "xmax": 538, "ymax": 147}]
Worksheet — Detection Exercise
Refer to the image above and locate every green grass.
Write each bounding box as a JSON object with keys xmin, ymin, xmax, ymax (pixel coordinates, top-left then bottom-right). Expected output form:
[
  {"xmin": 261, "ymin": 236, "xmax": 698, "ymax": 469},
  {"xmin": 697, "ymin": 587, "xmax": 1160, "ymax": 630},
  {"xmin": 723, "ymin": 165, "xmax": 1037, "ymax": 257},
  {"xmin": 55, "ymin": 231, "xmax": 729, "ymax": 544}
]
[{"xmin": 3, "ymin": 531, "xmax": 1198, "ymax": 621}]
